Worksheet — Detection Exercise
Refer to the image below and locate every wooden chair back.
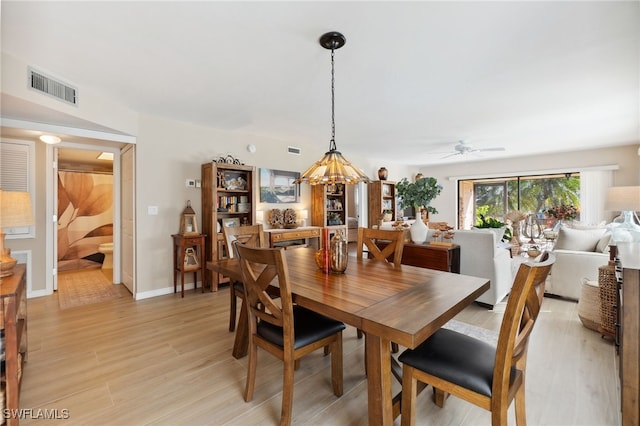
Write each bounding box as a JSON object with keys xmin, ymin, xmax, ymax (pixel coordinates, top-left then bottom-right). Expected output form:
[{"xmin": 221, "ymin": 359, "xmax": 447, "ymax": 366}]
[
  {"xmin": 356, "ymin": 227, "xmax": 406, "ymax": 266},
  {"xmin": 491, "ymin": 252, "xmax": 554, "ymax": 408},
  {"xmin": 222, "ymin": 224, "xmax": 266, "ymax": 259},
  {"xmin": 235, "ymin": 243, "xmax": 293, "ymax": 336},
  {"xmin": 234, "ymin": 242, "xmax": 344, "ymax": 425}
]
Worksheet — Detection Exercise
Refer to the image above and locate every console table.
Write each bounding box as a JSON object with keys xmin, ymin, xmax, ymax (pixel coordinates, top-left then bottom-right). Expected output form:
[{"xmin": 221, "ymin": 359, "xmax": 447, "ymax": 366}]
[
  {"xmin": 265, "ymin": 226, "xmax": 321, "ymax": 249},
  {"xmin": 376, "ymin": 241, "xmax": 460, "ymax": 273}
]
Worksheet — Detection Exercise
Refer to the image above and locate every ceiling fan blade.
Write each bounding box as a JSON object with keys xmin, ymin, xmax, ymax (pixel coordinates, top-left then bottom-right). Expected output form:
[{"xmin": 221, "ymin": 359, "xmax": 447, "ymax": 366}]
[
  {"xmin": 477, "ymin": 147, "xmax": 506, "ymax": 152},
  {"xmin": 440, "ymin": 152, "xmax": 460, "ymax": 159}
]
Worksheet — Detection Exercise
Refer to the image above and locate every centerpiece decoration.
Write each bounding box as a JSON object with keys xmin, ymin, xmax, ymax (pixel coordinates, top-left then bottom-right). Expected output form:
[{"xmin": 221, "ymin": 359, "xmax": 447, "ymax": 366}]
[
  {"xmin": 545, "ymin": 204, "xmax": 579, "ymax": 230},
  {"xmin": 283, "ymin": 208, "xmax": 298, "ymax": 229},
  {"xmin": 396, "ymin": 176, "xmax": 442, "ymax": 243},
  {"xmin": 505, "ymin": 210, "xmax": 527, "ymax": 255}
]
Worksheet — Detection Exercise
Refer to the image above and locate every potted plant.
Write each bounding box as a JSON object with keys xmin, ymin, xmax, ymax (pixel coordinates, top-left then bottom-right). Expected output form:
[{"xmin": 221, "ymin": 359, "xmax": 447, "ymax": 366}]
[
  {"xmin": 396, "ymin": 177, "xmax": 442, "ymax": 242},
  {"xmin": 475, "ymin": 213, "xmax": 512, "ymax": 242},
  {"xmin": 382, "ymin": 209, "xmax": 393, "ymax": 222}
]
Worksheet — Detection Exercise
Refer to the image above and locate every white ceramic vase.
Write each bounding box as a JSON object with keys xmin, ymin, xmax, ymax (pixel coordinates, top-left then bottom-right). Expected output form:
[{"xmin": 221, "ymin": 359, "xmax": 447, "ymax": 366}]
[{"xmin": 409, "ymin": 217, "xmax": 428, "ymax": 243}]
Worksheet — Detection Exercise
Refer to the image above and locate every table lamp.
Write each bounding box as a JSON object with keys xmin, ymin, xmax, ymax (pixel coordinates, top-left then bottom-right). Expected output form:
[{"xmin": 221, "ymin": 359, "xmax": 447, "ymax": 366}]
[
  {"xmin": 605, "ymin": 186, "xmax": 640, "ymax": 243},
  {"xmin": 298, "ymin": 209, "xmax": 309, "ymax": 227},
  {"xmin": 0, "ymin": 190, "xmax": 34, "ymax": 277}
]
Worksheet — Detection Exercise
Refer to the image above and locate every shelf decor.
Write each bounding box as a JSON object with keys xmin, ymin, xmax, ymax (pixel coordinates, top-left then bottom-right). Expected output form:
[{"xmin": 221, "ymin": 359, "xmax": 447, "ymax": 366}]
[{"xmin": 179, "ymin": 200, "xmax": 199, "ymax": 236}]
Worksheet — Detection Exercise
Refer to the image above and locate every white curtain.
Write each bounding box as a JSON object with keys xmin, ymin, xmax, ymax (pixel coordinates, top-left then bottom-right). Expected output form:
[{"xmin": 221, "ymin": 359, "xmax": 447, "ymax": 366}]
[{"xmin": 580, "ymin": 170, "xmax": 613, "ymax": 225}]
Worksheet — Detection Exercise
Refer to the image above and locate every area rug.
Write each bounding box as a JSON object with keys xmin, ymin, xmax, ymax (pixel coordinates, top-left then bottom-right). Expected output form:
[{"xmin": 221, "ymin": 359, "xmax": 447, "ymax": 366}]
[
  {"xmin": 443, "ymin": 319, "xmax": 499, "ymax": 345},
  {"xmin": 57, "ymin": 269, "xmax": 122, "ymax": 310}
]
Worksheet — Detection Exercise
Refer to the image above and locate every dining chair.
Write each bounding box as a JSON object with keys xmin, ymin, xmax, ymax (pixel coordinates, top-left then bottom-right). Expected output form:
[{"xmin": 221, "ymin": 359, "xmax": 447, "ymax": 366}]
[
  {"xmin": 356, "ymin": 226, "xmax": 407, "ymax": 352},
  {"xmin": 398, "ymin": 252, "xmax": 555, "ymax": 426},
  {"xmin": 234, "ymin": 242, "xmax": 345, "ymax": 426},
  {"xmin": 222, "ymin": 224, "xmax": 267, "ymax": 332},
  {"xmin": 356, "ymin": 226, "xmax": 406, "ymax": 265}
]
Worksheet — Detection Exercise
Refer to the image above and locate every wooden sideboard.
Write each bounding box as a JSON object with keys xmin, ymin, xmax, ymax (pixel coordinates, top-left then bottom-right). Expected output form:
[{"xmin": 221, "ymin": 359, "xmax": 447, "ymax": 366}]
[
  {"xmin": 1, "ymin": 264, "xmax": 28, "ymax": 426},
  {"xmin": 616, "ymin": 243, "xmax": 640, "ymax": 425},
  {"xmin": 376, "ymin": 241, "xmax": 460, "ymax": 273}
]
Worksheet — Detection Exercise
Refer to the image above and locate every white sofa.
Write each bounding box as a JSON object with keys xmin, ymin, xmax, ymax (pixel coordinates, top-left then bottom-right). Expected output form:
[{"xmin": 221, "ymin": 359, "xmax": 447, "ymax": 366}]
[
  {"xmin": 449, "ymin": 229, "xmax": 513, "ymax": 307},
  {"xmin": 546, "ymin": 227, "xmax": 611, "ymax": 300}
]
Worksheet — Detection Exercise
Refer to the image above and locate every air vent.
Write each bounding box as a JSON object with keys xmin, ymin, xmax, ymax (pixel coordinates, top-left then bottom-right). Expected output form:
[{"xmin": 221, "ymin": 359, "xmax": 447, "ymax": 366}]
[
  {"xmin": 287, "ymin": 146, "xmax": 301, "ymax": 155},
  {"xmin": 29, "ymin": 68, "xmax": 77, "ymax": 106}
]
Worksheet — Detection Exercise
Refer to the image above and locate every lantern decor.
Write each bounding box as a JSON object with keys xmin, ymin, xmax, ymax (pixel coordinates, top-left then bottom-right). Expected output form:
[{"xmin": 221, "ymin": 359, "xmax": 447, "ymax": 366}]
[{"xmin": 179, "ymin": 200, "xmax": 199, "ymax": 236}]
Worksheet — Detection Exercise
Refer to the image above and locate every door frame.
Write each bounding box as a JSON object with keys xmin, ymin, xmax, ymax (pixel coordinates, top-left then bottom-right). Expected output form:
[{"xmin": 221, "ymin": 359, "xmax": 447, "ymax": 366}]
[{"xmin": 47, "ymin": 142, "xmax": 122, "ymax": 292}]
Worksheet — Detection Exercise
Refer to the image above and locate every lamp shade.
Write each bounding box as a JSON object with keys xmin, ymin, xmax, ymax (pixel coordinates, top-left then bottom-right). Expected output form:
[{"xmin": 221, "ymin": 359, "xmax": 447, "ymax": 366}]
[
  {"xmin": 605, "ymin": 186, "xmax": 640, "ymax": 212},
  {"xmin": 0, "ymin": 190, "xmax": 34, "ymax": 229}
]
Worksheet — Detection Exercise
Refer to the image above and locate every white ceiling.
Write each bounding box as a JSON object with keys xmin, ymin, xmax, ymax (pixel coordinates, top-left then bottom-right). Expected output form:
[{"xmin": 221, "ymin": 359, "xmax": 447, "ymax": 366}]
[{"xmin": 1, "ymin": 1, "xmax": 639, "ymax": 166}]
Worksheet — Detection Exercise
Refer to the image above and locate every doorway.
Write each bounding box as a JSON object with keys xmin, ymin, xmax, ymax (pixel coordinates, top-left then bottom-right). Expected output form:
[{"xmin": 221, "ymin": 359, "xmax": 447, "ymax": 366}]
[{"xmin": 46, "ymin": 141, "xmax": 135, "ymax": 298}]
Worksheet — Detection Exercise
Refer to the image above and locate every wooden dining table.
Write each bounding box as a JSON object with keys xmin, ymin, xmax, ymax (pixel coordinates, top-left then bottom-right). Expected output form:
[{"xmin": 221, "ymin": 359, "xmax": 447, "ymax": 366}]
[{"xmin": 207, "ymin": 248, "xmax": 489, "ymax": 426}]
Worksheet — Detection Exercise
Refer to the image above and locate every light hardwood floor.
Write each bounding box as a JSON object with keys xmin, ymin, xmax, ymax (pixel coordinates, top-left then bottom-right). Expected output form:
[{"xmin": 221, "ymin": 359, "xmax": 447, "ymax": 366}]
[{"xmin": 19, "ymin": 275, "xmax": 620, "ymax": 425}]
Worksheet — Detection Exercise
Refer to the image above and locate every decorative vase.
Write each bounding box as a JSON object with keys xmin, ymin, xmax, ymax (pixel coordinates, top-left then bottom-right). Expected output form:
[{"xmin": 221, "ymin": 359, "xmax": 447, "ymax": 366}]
[
  {"xmin": 378, "ymin": 167, "xmax": 388, "ymax": 181},
  {"xmin": 409, "ymin": 216, "xmax": 428, "ymax": 243},
  {"xmin": 511, "ymin": 221, "xmax": 522, "ymax": 255},
  {"xmin": 553, "ymin": 219, "xmax": 564, "ymax": 232},
  {"xmin": 382, "ymin": 213, "xmax": 392, "ymax": 222},
  {"xmin": 329, "ymin": 231, "xmax": 348, "ymax": 273},
  {"xmin": 315, "ymin": 228, "xmax": 331, "ymax": 273}
]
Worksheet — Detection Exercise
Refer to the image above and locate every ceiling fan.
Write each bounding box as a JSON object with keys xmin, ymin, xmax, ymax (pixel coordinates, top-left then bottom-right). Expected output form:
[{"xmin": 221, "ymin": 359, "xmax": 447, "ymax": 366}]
[{"xmin": 438, "ymin": 140, "xmax": 506, "ymax": 158}]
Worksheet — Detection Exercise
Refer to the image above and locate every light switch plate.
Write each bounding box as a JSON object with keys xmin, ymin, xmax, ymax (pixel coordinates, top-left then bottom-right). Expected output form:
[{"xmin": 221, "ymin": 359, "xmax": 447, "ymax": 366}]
[
  {"xmin": 148, "ymin": 206, "xmax": 159, "ymax": 215},
  {"xmin": 186, "ymin": 179, "xmax": 196, "ymax": 188}
]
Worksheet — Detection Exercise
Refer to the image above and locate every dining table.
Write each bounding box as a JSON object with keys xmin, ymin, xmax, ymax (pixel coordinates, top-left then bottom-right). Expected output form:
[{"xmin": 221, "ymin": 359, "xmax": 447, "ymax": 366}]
[{"xmin": 207, "ymin": 247, "xmax": 489, "ymax": 426}]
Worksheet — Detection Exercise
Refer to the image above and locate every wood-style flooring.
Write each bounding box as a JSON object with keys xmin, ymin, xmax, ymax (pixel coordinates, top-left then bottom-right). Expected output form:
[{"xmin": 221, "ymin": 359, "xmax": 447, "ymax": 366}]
[{"xmin": 19, "ymin": 276, "xmax": 620, "ymax": 425}]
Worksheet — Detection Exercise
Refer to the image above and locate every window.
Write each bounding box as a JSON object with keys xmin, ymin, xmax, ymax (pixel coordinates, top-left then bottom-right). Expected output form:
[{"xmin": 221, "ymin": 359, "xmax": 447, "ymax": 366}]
[
  {"xmin": 1, "ymin": 140, "xmax": 36, "ymax": 238},
  {"xmin": 459, "ymin": 172, "xmax": 580, "ymax": 229}
]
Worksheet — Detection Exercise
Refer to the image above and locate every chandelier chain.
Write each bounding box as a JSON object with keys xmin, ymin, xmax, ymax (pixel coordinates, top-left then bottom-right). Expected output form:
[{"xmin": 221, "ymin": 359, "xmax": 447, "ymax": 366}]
[{"xmin": 330, "ymin": 46, "xmax": 337, "ymax": 151}]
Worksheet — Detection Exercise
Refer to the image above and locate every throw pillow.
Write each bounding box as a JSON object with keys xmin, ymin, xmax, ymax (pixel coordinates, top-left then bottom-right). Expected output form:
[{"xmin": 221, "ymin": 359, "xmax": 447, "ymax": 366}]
[
  {"xmin": 595, "ymin": 232, "xmax": 612, "ymax": 253},
  {"xmin": 554, "ymin": 227, "xmax": 607, "ymax": 252},
  {"xmin": 571, "ymin": 221, "xmax": 607, "ymax": 230}
]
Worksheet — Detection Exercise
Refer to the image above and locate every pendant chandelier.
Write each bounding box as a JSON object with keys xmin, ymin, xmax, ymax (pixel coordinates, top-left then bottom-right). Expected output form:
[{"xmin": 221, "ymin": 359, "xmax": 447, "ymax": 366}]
[{"xmin": 295, "ymin": 31, "xmax": 370, "ymax": 185}]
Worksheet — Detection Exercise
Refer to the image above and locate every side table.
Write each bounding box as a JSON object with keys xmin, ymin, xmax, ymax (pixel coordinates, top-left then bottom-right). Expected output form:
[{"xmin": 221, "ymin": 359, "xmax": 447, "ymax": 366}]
[{"xmin": 172, "ymin": 233, "xmax": 206, "ymax": 298}]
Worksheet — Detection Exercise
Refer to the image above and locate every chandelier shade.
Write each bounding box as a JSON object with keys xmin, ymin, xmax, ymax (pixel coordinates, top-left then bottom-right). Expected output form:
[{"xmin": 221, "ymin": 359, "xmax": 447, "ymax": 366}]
[{"xmin": 295, "ymin": 31, "xmax": 370, "ymax": 186}]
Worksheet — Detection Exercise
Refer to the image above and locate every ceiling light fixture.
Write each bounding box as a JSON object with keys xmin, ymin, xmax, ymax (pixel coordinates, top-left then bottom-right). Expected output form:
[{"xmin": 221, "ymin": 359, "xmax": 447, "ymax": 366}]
[
  {"xmin": 39, "ymin": 135, "xmax": 61, "ymax": 144},
  {"xmin": 295, "ymin": 31, "xmax": 369, "ymax": 186}
]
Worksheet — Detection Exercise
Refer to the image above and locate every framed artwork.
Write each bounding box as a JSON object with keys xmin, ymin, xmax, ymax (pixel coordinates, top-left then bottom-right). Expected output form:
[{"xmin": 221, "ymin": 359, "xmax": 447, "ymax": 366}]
[
  {"xmin": 382, "ymin": 184, "xmax": 392, "ymax": 196},
  {"xmin": 221, "ymin": 218, "xmax": 240, "ymax": 228},
  {"xmin": 259, "ymin": 168, "xmax": 300, "ymax": 203}
]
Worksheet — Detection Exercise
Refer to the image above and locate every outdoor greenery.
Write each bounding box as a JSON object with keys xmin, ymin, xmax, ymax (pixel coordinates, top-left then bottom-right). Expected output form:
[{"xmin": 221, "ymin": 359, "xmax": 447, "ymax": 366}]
[
  {"xmin": 396, "ymin": 177, "xmax": 442, "ymax": 214},
  {"xmin": 473, "ymin": 174, "xmax": 580, "ymax": 222}
]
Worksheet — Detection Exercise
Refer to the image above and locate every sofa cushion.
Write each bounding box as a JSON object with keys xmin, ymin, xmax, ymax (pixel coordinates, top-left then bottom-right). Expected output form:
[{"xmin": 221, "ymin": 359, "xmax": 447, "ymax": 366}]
[
  {"xmin": 595, "ymin": 232, "xmax": 612, "ymax": 253},
  {"xmin": 471, "ymin": 226, "xmax": 506, "ymax": 245},
  {"xmin": 554, "ymin": 227, "xmax": 607, "ymax": 252}
]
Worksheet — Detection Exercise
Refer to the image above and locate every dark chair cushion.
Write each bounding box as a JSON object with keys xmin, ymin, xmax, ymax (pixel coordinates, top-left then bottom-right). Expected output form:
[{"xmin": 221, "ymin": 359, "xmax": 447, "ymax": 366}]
[
  {"xmin": 233, "ymin": 281, "xmax": 244, "ymax": 294},
  {"xmin": 257, "ymin": 305, "xmax": 346, "ymax": 349},
  {"xmin": 399, "ymin": 328, "xmax": 514, "ymax": 397}
]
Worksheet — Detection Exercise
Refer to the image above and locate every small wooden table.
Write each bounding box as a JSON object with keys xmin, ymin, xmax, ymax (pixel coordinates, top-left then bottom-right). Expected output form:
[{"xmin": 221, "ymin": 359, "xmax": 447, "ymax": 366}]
[
  {"xmin": 171, "ymin": 233, "xmax": 206, "ymax": 297},
  {"xmin": 264, "ymin": 226, "xmax": 322, "ymax": 249},
  {"xmin": 376, "ymin": 241, "xmax": 460, "ymax": 273}
]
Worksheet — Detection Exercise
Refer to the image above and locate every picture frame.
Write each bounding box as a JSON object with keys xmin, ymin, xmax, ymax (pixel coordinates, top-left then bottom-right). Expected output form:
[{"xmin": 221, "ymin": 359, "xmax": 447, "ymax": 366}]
[
  {"xmin": 221, "ymin": 218, "xmax": 240, "ymax": 228},
  {"xmin": 259, "ymin": 168, "xmax": 301, "ymax": 203},
  {"xmin": 382, "ymin": 184, "xmax": 392, "ymax": 197}
]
